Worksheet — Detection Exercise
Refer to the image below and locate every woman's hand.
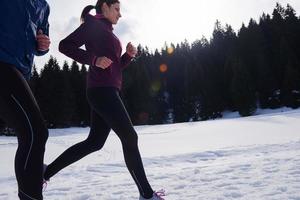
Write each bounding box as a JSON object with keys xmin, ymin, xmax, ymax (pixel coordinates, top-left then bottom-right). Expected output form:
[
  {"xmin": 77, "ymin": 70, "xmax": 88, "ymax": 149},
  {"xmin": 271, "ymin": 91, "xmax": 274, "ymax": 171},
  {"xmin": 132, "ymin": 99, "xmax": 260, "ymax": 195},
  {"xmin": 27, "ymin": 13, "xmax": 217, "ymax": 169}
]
[
  {"xmin": 36, "ymin": 30, "xmax": 50, "ymax": 51},
  {"xmin": 126, "ymin": 42, "xmax": 137, "ymax": 57},
  {"xmin": 95, "ymin": 56, "xmax": 113, "ymax": 69}
]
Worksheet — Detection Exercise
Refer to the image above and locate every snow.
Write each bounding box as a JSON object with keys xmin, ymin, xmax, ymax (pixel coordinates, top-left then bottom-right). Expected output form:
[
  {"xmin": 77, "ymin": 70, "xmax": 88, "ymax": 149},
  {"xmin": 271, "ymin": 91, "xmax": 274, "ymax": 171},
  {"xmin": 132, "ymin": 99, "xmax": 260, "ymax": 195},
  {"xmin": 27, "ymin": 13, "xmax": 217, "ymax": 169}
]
[{"xmin": 1, "ymin": 108, "xmax": 300, "ymax": 199}]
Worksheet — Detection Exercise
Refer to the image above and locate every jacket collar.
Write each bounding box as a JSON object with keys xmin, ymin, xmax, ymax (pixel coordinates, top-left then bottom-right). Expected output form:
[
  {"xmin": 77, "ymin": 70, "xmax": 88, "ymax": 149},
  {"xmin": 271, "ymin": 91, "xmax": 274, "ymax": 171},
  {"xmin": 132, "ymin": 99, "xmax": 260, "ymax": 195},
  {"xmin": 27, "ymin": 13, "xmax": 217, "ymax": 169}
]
[{"xmin": 93, "ymin": 14, "xmax": 113, "ymax": 30}]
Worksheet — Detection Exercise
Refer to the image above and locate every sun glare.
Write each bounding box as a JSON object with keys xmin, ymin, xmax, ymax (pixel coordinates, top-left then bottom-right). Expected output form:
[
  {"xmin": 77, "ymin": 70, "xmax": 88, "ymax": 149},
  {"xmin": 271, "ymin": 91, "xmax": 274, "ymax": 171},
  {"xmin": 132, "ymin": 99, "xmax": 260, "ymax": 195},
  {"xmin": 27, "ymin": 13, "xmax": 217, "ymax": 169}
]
[{"xmin": 129, "ymin": 0, "xmax": 216, "ymax": 51}]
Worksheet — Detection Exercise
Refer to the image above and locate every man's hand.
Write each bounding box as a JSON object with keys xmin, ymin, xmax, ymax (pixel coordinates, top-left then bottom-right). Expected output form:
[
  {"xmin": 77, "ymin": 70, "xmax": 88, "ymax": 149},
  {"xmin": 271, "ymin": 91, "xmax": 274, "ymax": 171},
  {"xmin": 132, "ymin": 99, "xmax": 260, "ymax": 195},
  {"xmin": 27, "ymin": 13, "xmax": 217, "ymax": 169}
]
[
  {"xmin": 126, "ymin": 42, "xmax": 137, "ymax": 57},
  {"xmin": 36, "ymin": 30, "xmax": 50, "ymax": 51}
]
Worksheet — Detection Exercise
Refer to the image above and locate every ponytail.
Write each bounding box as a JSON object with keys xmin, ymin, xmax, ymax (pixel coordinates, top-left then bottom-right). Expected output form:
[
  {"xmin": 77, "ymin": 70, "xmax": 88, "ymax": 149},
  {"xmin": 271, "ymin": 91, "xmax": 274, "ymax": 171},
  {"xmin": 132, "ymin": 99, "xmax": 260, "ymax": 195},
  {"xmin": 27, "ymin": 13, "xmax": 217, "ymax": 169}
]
[
  {"xmin": 80, "ymin": 0, "xmax": 120, "ymax": 23},
  {"xmin": 80, "ymin": 5, "xmax": 95, "ymax": 23}
]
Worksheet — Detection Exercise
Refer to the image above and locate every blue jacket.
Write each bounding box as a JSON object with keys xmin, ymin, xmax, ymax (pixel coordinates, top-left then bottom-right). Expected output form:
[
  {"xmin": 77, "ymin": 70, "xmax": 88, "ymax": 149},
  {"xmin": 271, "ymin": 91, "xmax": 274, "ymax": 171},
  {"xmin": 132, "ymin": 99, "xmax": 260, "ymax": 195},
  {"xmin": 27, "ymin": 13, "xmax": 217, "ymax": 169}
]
[{"xmin": 0, "ymin": 0, "xmax": 50, "ymax": 79}]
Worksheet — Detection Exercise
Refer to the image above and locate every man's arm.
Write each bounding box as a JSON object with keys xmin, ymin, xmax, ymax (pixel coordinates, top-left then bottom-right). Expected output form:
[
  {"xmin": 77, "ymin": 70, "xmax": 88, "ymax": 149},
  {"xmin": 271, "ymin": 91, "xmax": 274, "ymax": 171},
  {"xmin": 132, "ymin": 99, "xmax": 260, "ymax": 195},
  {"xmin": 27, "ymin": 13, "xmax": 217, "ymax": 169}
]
[{"xmin": 35, "ymin": 4, "xmax": 50, "ymax": 56}]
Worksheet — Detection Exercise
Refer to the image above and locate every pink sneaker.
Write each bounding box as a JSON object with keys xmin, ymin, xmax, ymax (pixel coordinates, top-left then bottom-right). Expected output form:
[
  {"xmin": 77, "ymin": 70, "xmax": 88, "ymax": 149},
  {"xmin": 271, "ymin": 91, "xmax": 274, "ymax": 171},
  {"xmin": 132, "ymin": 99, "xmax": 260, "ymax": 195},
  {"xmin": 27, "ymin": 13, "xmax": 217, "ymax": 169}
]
[
  {"xmin": 139, "ymin": 189, "xmax": 166, "ymax": 200},
  {"xmin": 42, "ymin": 164, "xmax": 49, "ymax": 191},
  {"xmin": 42, "ymin": 179, "xmax": 49, "ymax": 191}
]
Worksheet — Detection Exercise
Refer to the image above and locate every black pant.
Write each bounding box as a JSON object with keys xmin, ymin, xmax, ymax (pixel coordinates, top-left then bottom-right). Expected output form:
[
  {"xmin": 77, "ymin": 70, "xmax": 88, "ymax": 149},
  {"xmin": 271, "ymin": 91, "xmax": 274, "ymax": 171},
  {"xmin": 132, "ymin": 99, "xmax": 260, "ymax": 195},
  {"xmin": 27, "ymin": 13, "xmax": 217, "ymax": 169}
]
[
  {"xmin": 44, "ymin": 87, "xmax": 154, "ymax": 198},
  {"xmin": 0, "ymin": 62, "xmax": 48, "ymax": 200}
]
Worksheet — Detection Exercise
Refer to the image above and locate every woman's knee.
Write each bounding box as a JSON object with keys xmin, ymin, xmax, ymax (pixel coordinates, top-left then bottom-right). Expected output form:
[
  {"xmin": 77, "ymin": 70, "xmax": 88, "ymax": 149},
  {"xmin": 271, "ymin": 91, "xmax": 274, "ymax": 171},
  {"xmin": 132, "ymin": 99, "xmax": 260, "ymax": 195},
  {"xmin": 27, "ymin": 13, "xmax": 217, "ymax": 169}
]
[{"xmin": 86, "ymin": 138, "xmax": 106, "ymax": 152}]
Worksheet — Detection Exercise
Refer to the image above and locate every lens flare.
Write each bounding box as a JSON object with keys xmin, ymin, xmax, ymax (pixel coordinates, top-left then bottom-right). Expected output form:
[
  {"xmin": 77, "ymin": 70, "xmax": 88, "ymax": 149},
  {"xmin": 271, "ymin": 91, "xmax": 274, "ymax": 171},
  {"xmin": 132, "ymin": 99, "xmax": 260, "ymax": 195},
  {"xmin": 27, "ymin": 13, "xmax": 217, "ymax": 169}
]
[
  {"xmin": 150, "ymin": 80, "xmax": 161, "ymax": 96},
  {"xmin": 138, "ymin": 112, "xmax": 149, "ymax": 124},
  {"xmin": 151, "ymin": 81, "xmax": 161, "ymax": 92},
  {"xmin": 167, "ymin": 47, "xmax": 174, "ymax": 55},
  {"xmin": 159, "ymin": 64, "xmax": 168, "ymax": 73}
]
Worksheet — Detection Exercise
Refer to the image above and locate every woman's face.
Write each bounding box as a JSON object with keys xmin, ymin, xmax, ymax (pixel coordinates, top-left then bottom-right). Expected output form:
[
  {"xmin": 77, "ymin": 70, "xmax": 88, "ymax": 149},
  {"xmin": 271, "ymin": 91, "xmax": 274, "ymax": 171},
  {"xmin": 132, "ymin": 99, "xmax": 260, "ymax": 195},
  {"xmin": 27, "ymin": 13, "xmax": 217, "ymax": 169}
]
[{"xmin": 103, "ymin": 3, "xmax": 121, "ymax": 24}]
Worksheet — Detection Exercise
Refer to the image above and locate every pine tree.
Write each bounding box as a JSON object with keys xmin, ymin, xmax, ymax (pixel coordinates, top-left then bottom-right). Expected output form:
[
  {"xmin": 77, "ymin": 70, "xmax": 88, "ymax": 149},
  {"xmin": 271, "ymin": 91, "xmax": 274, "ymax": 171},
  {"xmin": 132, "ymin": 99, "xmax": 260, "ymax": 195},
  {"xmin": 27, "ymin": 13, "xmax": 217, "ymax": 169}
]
[
  {"xmin": 59, "ymin": 61, "xmax": 76, "ymax": 126},
  {"xmin": 230, "ymin": 57, "xmax": 257, "ymax": 116},
  {"xmin": 0, "ymin": 118, "xmax": 5, "ymax": 135},
  {"xmin": 79, "ymin": 64, "xmax": 89, "ymax": 126},
  {"xmin": 29, "ymin": 65, "xmax": 40, "ymax": 95},
  {"xmin": 281, "ymin": 55, "xmax": 300, "ymax": 108},
  {"xmin": 37, "ymin": 56, "xmax": 63, "ymax": 127},
  {"xmin": 69, "ymin": 61, "xmax": 82, "ymax": 125}
]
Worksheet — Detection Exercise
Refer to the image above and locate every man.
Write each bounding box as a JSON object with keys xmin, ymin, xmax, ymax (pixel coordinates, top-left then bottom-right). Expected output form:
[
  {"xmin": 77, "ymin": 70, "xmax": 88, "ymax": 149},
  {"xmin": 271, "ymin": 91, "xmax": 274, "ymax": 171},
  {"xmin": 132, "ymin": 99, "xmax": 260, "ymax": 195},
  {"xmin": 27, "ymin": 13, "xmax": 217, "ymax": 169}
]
[{"xmin": 0, "ymin": 0, "xmax": 51, "ymax": 199}]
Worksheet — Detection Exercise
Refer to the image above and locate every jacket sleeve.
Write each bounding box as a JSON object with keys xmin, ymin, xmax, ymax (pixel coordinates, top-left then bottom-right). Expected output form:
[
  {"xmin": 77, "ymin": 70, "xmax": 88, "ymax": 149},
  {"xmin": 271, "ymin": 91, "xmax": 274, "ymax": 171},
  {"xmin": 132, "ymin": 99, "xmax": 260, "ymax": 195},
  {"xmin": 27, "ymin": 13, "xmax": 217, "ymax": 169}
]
[
  {"xmin": 120, "ymin": 52, "xmax": 133, "ymax": 69},
  {"xmin": 59, "ymin": 22, "xmax": 97, "ymax": 66},
  {"xmin": 35, "ymin": 3, "xmax": 50, "ymax": 56}
]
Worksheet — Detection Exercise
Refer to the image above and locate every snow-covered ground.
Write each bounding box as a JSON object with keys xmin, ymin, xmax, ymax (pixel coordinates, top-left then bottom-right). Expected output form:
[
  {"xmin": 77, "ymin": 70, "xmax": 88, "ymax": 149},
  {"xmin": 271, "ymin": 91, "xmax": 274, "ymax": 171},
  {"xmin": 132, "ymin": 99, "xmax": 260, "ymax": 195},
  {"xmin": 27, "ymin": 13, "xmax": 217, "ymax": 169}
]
[{"xmin": 1, "ymin": 108, "xmax": 300, "ymax": 200}]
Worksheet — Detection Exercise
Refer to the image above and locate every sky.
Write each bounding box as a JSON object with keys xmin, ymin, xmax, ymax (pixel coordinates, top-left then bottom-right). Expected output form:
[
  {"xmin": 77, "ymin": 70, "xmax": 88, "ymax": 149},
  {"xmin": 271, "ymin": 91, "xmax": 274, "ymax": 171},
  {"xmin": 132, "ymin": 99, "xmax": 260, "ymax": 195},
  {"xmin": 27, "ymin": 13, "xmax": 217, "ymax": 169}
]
[{"xmin": 34, "ymin": 0, "xmax": 300, "ymax": 71}]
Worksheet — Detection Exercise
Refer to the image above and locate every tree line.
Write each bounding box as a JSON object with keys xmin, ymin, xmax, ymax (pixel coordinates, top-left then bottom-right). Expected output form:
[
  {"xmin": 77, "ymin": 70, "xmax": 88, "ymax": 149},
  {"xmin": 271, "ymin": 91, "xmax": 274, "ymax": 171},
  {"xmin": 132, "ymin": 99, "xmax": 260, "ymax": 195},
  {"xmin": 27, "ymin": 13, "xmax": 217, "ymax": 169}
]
[
  {"xmin": 122, "ymin": 3, "xmax": 300, "ymax": 123},
  {"xmin": 1, "ymin": 3, "xmax": 300, "ymax": 133}
]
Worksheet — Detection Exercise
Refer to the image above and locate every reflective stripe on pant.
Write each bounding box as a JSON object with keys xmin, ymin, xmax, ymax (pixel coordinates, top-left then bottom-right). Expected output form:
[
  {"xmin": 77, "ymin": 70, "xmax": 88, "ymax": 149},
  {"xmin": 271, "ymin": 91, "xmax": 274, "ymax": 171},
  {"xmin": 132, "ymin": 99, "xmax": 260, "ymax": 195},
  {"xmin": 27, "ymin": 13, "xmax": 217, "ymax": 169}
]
[{"xmin": 0, "ymin": 61, "xmax": 48, "ymax": 200}]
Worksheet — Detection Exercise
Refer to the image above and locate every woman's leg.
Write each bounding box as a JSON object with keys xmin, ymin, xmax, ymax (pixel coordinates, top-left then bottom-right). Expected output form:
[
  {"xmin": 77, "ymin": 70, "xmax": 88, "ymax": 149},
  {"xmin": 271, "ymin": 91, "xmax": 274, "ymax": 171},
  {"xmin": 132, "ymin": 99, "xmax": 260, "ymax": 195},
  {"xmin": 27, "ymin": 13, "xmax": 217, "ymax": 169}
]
[
  {"xmin": 0, "ymin": 62, "xmax": 48, "ymax": 200},
  {"xmin": 87, "ymin": 87, "xmax": 154, "ymax": 199},
  {"xmin": 44, "ymin": 109, "xmax": 111, "ymax": 180}
]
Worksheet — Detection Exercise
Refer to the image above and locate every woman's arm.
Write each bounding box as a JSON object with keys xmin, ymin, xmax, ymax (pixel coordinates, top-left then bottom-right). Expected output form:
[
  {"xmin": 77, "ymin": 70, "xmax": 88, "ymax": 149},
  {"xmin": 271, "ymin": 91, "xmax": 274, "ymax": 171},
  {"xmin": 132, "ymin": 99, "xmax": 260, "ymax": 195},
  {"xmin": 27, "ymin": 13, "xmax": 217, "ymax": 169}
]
[
  {"xmin": 120, "ymin": 42, "xmax": 136, "ymax": 68},
  {"xmin": 59, "ymin": 22, "xmax": 97, "ymax": 66},
  {"xmin": 120, "ymin": 52, "xmax": 133, "ymax": 69}
]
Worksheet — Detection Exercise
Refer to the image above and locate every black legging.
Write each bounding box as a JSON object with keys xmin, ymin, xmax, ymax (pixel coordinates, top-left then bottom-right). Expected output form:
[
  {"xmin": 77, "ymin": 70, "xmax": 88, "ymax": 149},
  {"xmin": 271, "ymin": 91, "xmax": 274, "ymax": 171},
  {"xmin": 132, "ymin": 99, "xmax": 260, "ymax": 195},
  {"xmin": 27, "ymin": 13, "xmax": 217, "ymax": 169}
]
[
  {"xmin": 0, "ymin": 61, "xmax": 48, "ymax": 200},
  {"xmin": 44, "ymin": 87, "xmax": 154, "ymax": 198}
]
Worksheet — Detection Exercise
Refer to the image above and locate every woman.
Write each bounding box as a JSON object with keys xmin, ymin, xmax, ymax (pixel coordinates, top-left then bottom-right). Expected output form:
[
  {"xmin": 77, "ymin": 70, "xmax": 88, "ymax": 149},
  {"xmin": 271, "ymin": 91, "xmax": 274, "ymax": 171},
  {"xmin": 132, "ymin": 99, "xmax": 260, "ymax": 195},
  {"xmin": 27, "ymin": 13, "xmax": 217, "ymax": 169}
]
[
  {"xmin": 0, "ymin": 0, "xmax": 51, "ymax": 199},
  {"xmin": 43, "ymin": 0, "xmax": 165, "ymax": 199}
]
